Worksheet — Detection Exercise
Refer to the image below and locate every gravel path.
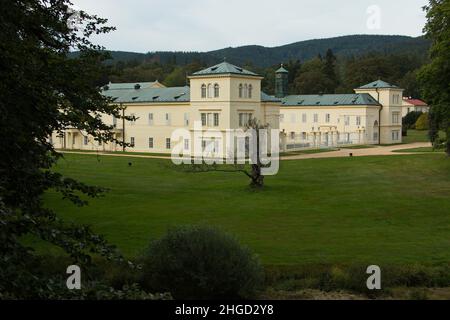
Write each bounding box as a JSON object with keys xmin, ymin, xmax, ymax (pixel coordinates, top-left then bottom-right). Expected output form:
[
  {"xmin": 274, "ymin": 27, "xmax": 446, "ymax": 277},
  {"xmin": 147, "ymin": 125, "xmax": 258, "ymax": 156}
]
[{"xmin": 60, "ymin": 142, "xmax": 433, "ymax": 161}]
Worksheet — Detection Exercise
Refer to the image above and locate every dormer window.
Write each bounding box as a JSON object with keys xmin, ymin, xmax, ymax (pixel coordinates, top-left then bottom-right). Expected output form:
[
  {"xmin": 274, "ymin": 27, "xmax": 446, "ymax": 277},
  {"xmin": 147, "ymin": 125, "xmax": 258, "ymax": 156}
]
[
  {"xmin": 214, "ymin": 84, "xmax": 220, "ymax": 98},
  {"xmin": 201, "ymin": 84, "xmax": 206, "ymax": 98}
]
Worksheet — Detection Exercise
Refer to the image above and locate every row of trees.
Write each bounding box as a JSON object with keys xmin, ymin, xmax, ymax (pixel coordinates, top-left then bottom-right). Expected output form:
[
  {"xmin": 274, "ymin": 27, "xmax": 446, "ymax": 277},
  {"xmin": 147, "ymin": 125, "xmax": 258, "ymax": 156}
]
[{"xmin": 107, "ymin": 49, "xmax": 427, "ymax": 99}]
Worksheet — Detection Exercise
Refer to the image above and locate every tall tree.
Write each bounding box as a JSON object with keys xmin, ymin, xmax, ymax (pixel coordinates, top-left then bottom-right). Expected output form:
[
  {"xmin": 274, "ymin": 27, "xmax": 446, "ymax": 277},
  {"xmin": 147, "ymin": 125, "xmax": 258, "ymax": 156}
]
[
  {"xmin": 0, "ymin": 0, "xmax": 135, "ymax": 298},
  {"xmin": 418, "ymin": 0, "xmax": 450, "ymax": 154},
  {"xmin": 323, "ymin": 49, "xmax": 338, "ymax": 92}
]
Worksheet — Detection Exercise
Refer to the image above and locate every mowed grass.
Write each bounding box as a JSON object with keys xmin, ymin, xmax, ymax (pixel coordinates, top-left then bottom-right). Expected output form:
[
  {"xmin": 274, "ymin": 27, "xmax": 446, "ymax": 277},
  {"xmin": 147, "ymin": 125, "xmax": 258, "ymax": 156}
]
[
  {"xmin": 43, "ymin": 153, "xmax": 450, "ymax": 266},
  {"xmin": 403, "ymin": 130, "xmax": 431, "ymax": 144}
]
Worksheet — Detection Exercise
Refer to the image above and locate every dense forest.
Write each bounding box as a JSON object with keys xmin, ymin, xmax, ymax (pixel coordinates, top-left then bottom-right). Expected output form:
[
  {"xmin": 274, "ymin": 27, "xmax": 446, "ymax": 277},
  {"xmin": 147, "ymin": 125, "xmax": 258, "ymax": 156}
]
[{"xmin": 98, "ymin": 35, "xmax": 430, "ymax": 99}]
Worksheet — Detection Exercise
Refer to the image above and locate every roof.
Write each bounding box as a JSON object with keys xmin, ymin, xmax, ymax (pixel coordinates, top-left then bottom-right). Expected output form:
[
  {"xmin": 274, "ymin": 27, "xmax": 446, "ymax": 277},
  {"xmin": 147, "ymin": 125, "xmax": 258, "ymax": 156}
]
[
  {"xmin": 261, "ymin": 92, "xmax": 281, "ymax": 103},
  {"xmin": 403, "ymin": 98, "xmax": 428, "ymax": 106},
  {"xmin": 276, "ymin": 65, "xmax": 289, "ymax": 74},
  {"xmin": 281, "ymin": 94, "xmax": 381, "ymax": 107},
  {"xmin": 192, "ymin": 62, "xmax": 259, "ymax": 77},
  {"xmin": 105, "ymin": 81, "xmax": 165, "ymax": 90},
  {"xmin": 357, "ymin": 80, "xmax": 399, "ymax": 90},
  {"xmin": 102, "ymin": 86, "xmax": 190, "ymax": 103}
]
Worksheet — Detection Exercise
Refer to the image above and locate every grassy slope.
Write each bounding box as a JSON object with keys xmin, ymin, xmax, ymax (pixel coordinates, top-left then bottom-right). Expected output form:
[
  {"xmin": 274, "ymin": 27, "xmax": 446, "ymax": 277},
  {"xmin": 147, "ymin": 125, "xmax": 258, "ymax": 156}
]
[{"xmin": 43, "ymin": 153, "xmax": 450, "ymax": 266}]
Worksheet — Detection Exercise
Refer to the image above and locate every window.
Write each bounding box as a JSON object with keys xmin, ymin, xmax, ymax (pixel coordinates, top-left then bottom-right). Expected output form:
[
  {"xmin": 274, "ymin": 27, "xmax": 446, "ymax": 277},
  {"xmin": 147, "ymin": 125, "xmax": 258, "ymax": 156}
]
[
  {"xmin": 201, "ymin": 140, "xmax": 207, "ymax": 151},
  {"xmin": 393, "ymin": 94, "xmax": 400, "ymax": 104},
  {"xmin": 166, "ymin": 138, "xmax": 171, "ymax": 149},
  {"xmin": 201, "ymin": 84, "xmax": 207, "ymax": 98},
  {"xmin": 130, "ymin": 137, "xmax": 135, "ymax": 147},
  {"xmin": 344, "ymin": 116, "xmax": 350, "ymax": 126},
  {"xmin": 392, "ymin": 130, "xmax": 400, "ymax": 141},
  {"xmin": 325, "ymin": 114, "xmax": 331, "ymax": 123},
  {"xmin": 214, "ymin": 113, "xmax": 219, "ymax": 127},
  {"xmin": 148, "ymin": 137, "xmax": 154, "ymax": 149},
  {"xmin": 239, "ymin": 84, "xmax": 243, "ymax": 98},
  {"xmin": 313, "ymin": 114, "xmax": 318, "ymax": 123},
  {"xmin": 184, "ymin": 139, "xmax": 190, "ymax": 151},
  {"xmin": 302, "ymin": 132, "xmax": 307, "ymax": 140},
  {"xmin": 356, "ymin": 116, "xmax": 361, "ymax": 126},
  {"xmin": 130, "ymin": 113, "xmax": 136, "ymax": 126},
  {"xmin": 239, "ymin": 113, "xmax": 253, "ymax": 127},
  {"xmin": 248, "ymin": 85, "xmax": 253, "ymax": 99},
  {"xmin": 373, "ymin": 132, "xmax": 379, "ymax": 141},
  {"xmin": 214, "ymin": 84, "xmax": 220, "ymax": 98},
  {"xmin": 392, "ymin": 112, "xmax": 400, "ymax": 124},
  {"xmin": 302, "ymin": 113, "xmax": 307, "ymax": 123},
  {"xmin": 201, "ymin": 113, "xmax": 207, "ymax": 126},
  {"xmin": 290, "ymin": 132, "xmax": 295, "ymax": 140},
  {"xmin": 201, "ymin": 113, "xmax": 220, "ymax": 127},
  {"xmin": 112, "ymin": 116, "xmax": 117, "ymax": 128},
  {"xmin": 207, "ymin": 84, "xmax": 213, "ymax": 98},
  {"xmin": 165, "ymin": 113, "xmax": 171, "ymax": 126},
  {"xmin": 84, "ymin": 136, "xmax": 88, "ymax": 145},
  {"xmin": 184, "ymin": 113, "xmax": 190, "ymax": 126},
  {"xmin": 148, "ymin": 113, "xmax": 154, "ymax": 126}
]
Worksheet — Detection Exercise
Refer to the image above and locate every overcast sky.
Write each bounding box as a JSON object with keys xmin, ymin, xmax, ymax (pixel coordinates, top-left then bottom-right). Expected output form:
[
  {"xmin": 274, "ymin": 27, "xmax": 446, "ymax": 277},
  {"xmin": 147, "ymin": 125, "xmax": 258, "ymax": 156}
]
[{"xmin": 72, "ymin": 0, "xmax": 429, "ymax": 53}]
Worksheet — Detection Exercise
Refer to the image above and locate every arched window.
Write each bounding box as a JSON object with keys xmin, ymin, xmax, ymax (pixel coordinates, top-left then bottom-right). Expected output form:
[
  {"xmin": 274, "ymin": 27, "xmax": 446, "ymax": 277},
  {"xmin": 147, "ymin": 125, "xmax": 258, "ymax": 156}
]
[
  {"xmin": 201, "ymin": 84, "xmax": 206, "ymax": 98},
  {"xmin": 248, "ymin": 84, "xmax": 253, "ymax": 99},
  {"xmin": 214, "ymin": 84, "xmax": 220, "ymax": 98},
  {"xmin": 207, "ymin": 84, "xmax": 213, "ymax": 98},
  {"xmin": 239, "ymin": 84, "xmax": 243, "ymax": 98},
  {"xmin": 244, "ymin": 84, "xmax": 248, "ymax": 98}
]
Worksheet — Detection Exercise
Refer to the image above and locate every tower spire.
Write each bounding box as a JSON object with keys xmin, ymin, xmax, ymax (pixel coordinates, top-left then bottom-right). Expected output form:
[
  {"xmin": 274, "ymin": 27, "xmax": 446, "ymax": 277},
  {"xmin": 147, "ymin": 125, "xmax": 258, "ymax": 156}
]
[{"xmin": 275, "ymin": 64, "xmax": 289, "ymax": 98}]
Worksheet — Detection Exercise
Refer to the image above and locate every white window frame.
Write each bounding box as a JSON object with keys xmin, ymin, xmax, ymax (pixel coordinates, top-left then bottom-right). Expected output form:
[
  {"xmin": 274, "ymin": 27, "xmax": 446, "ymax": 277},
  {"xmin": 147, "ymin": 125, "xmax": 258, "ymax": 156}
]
[{"xmin": 166, "ymin": 138, "xmax": 171, "ymax": 149}]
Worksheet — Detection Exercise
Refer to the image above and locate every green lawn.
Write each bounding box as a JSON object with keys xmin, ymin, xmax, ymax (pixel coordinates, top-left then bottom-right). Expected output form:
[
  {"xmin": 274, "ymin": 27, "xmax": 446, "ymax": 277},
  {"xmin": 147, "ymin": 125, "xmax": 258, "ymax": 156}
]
[
  {"xmin": 393, "ymin": 147, "xmax": 444, "ymax": 153},
  {"xmin": 43, "ymin": 153, "xmax": 450, "ymax": 266},
  {"xmin": 403, "ymin": 130, "xmax": 432, "ymax": 144}
]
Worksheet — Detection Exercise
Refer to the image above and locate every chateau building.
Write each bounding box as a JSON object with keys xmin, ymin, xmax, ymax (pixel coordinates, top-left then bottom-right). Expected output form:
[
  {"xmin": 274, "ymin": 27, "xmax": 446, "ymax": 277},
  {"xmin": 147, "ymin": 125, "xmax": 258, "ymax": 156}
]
[{"xmin": 52, "ymin": 62, "xmax": 405, "ymax": 155}]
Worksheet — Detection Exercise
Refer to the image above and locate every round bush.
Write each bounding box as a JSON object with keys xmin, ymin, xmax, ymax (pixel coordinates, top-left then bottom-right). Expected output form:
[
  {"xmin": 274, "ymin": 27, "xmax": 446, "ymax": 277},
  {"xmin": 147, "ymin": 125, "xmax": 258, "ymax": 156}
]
[{"xmin": 139, "ymin": 226, "xmax": 263, "ymax": 299}]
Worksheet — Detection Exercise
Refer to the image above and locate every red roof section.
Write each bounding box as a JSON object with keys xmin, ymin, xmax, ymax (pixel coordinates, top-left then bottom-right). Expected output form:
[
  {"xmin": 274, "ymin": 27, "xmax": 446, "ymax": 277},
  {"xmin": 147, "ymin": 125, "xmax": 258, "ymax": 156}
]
[{"xmin": 403, "ymin": 98, "xmax": 428, "ymax": 106}]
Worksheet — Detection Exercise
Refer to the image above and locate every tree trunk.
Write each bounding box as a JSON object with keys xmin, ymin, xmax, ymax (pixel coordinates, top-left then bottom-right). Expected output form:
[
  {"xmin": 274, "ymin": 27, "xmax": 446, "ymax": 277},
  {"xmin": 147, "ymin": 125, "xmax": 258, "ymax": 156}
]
[{"xmin": 249, "ymin": 164, "xmax": 264, "ymax": 188}]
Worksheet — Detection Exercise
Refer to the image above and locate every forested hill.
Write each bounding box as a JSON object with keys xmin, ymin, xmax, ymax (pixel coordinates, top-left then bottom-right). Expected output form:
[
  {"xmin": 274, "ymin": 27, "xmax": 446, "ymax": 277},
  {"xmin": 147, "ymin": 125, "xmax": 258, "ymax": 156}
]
[{"xmin": 85, "ymin": 35, "xmax": 429, "ymax": 67}]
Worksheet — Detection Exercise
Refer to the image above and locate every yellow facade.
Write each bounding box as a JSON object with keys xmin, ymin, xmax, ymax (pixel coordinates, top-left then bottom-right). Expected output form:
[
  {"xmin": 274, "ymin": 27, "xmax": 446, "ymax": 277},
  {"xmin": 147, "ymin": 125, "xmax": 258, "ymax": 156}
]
[{"xmin": 52, "ymin": 63, "xmax": 404, "ymax": 155}]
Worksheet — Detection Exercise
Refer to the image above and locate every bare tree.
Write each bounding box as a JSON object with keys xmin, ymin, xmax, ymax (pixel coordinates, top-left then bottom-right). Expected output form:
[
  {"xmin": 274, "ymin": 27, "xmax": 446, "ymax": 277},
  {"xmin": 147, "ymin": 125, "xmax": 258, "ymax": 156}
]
[{"xmin": 178, "ymin": 118, "xmax": 271, "ymax": 189}]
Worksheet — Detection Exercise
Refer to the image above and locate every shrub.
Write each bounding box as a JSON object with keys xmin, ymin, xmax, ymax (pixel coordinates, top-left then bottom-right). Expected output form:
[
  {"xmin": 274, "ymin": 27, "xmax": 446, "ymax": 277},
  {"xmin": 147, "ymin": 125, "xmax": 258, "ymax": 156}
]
[
  {"xmin": 140, "ymin": 226, "xmax": 264, "ymax": 299},
  {"xmin": 402, "ymin": 111, "xmax": 423, "ymax": 129},
  {"xmin": 415, "ymin": 113, "xmax": 429, "ymax": 130}
]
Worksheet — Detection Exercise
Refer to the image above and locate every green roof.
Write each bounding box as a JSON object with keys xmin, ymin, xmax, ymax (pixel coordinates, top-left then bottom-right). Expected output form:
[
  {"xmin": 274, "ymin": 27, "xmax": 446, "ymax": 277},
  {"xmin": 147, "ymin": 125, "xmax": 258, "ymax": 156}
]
[
  {"xmin": 105, "ymin": 81, "xmax": 162, "ymax": 90},
  {"xmin": 261, "ymin": 92, "xmax": 281, "ymax": 102},
  {"xmin": 192, "ymin": 62, "xmax": 259, "ymax": 77},
  {"xmin": 357, "ymin": 80, "xmax": 399, "ymax": 89},
  {"xmin": 103, "ymin": 86, "xmax": 190, "ymax": 103},
  {"xmin": 276, "ymin": 65, "xmax": 289, "ymax": 73},
  {"xmin": 281, "ymin": 94, "xmax": 380, "ymax": 107}
]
